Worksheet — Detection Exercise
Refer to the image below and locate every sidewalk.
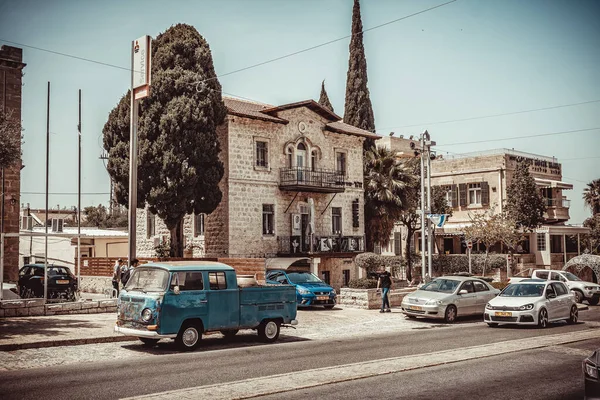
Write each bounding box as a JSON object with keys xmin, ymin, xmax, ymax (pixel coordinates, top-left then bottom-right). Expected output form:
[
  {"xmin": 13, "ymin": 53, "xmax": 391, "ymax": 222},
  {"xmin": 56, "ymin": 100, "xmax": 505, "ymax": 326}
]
[{"xmin": 0, "ymin": 303, "xmax": 591, "ymax": 352}]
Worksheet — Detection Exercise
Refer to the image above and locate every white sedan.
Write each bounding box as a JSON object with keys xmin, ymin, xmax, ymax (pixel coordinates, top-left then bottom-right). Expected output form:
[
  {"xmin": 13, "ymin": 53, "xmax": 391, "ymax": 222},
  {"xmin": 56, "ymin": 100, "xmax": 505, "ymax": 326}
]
[{"xmin": 484, "ymin": 279, "xmax": 578, "ymax": 328}]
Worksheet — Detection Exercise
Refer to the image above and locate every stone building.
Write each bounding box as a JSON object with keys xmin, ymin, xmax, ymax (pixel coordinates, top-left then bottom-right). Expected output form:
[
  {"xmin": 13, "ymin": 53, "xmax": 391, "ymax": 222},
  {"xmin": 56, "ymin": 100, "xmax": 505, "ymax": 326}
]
[
  {"xmin": 136, "ymin": 97, "xmax": 377, "ymax": 290},
  {"xmin": 0, "ymin": 45, "xmax": 25, "ymax": 282},
  {"xmin": 379, "ymin": 136, "xmax": 588, "ymax": 272}
]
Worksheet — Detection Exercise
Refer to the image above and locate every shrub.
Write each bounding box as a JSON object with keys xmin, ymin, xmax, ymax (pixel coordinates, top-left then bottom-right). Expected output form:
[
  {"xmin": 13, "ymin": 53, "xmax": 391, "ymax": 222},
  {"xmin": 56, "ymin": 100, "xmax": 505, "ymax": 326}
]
[
  {"xmin": 354, "ymin": 252, "xmax": 381, "ymax": 271},
  {"xmin": 432, "ymin": 254, "xmax": 506, "ymax": 276},
  {"xmin": 348, "ymin": 278, "xmax": 378, "ymax": 289}
]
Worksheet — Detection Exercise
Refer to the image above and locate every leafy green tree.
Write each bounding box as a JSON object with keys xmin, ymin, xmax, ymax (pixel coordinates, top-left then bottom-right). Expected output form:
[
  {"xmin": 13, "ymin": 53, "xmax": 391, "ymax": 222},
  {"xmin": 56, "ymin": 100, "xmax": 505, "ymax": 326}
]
[
  {"xmin": 343, "ymin": 0, "xmax": 375, "ymax": 151},
  {"xmin": 395, "ymin": 158, "xmax": 420, "ymax": 282},
  {"xmin": 364, "ymin": 146, "xmax": 414, "ymax": 252},
  {"xmin": 583, "ymin": 214, "xmax": 600, "ymax": 254},
  {"xmin": 83, "ymin": 204, "xmax": 108, "ymax": 228},
  {"xmin": 0, "ymin": 110, "xmax": 21, "ymax": 169},
  {"xmin": 318, "ymin": 80, "xmax": 334, "ymax": 113},
  {"xmin": 583, "ymin": 179, "xmax": 600, "ymax": 215},
  {"xmin": 506, "ymin": 161, "xmax": 546, "ymax": 230},
  {"xmin": 103, "ymin": 24, "xmax": 227, "ymax": 256}
]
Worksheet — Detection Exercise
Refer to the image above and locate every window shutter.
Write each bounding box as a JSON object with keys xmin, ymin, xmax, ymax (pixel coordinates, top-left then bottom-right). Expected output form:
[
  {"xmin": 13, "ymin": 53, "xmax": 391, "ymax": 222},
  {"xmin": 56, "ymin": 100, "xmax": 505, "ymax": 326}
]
[
  {"xmin": 481, "ymin": 181, "xmax": 490, "ymax": 206},
  {"xmin": 459, "ymin": 183, "xmax": 467, "ymax": 207},
  {"xmin": 451, "ymin": 184, "xmax": 458, "ymax": 208}
]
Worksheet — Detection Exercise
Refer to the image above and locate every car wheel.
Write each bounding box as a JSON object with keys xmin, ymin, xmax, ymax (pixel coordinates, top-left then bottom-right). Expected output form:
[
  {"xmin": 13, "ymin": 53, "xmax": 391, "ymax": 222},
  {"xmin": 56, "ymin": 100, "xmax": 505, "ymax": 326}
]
[
  {"xmin": 572, "ymin": 290, "xmax": 583, "ymax": 304},
  {"xmin": 324, "ymin": 305, "xmax": 335, "ymax": 310},
  {"xmin": 139, "ymin": 338, "xmax": 159, "ymax": 347},
  {"xmin": 220, "ymin": 330, "xmax": 239, "ymax": 339},
  {"xmin": 258, "ymin": 320, "xmax": 280, "ymax": 343},
  {"xmin": 175, "ymin": 321, "xmax": 202, "ymax": 351},
  {"xmin": 487, "ymin": 323, "xmax": 499, "ymax": 328},
  {"xmin": 588, "ymin": 296, "xmax": 599, "ymax": 306},
  {"xmin": 444, "ymin": 305, "xmax": 457, "ymax": 323},
  {"xmin": 567, "ymin": 305, "xmax": 578, "ymax": 324},
  {"xmin": 537, "ymin": 308, "xmax": 548, "ymax": 329}
]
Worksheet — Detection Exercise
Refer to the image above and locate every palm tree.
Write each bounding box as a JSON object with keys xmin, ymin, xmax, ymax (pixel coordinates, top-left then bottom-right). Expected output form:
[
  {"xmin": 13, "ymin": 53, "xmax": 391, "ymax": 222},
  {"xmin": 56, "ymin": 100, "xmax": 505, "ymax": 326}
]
[
  {"xmin": 583, "ymin": 179, "xmax": 600, "ymax": 215},
  {"xmin": 364, "ymin": 146, "xmax": 415, "ymax": 251}
]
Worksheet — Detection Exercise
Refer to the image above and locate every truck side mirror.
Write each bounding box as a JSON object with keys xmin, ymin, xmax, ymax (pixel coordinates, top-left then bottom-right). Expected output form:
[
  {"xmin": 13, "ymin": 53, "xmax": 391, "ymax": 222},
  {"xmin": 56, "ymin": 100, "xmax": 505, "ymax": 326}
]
[{"xmin": 173, "ymin": 286, "xmax": 180, "ymax": 295}]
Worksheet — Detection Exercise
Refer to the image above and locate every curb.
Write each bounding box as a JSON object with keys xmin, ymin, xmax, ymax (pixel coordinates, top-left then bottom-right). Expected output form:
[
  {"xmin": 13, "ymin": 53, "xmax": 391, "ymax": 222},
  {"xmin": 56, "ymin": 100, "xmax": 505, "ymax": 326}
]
[{"xmin": 0, "ymin": 336, "xmax": 137, "ymax": 352}]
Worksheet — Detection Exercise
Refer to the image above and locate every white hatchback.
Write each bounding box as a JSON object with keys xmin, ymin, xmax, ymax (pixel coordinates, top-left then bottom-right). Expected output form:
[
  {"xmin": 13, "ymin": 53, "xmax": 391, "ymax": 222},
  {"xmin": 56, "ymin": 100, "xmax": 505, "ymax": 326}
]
[{"xmin": 484, "ymin": 279, "xmax": 578, "ymax": 328}]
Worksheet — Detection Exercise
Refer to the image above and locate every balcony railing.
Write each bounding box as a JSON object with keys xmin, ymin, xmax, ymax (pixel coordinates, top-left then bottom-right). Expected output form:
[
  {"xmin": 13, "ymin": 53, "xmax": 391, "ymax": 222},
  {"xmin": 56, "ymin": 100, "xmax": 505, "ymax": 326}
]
[
  {"xmin": 544, "ymin": 198, "xmax": 571, "ymax": 208},
  {"xmin": 279, "ymin": 167, "xmax": 346, "ymax": 193},
  {"xmin": 277, "ymin": 235, "xmax": 365, "ymax": 255}
]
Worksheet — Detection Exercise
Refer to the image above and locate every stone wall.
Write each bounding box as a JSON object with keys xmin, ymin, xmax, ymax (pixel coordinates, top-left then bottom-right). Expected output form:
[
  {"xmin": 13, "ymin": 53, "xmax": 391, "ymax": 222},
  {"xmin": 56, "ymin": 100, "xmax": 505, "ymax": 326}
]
[
  {"xmin": 318, "ymin": 256, "xmax": 357, "ymax": 292},
  {"xmin": 0, "ymin": 298, "xmax": 117, "ymax": 318},
  {"xmin": 0, "ymin": 45, "xmax": 25, "ymax": 282},
  {"xmin": 339, "ymin": 287, "xmax": 415, "ymax": 309}
]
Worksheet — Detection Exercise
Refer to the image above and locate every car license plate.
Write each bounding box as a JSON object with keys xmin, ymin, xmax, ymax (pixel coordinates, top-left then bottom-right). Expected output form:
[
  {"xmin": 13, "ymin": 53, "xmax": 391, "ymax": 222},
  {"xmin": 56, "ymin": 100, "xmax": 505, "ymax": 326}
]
[
  {"xmin": 316, "ymin": 296, "xmax": 329, "ymax": 300},
  {"xmin": 56, "ymin": 280, "xmax": 70, "ymax": 285},
  {"xmin": 409, "ymin": 306, "xmax": 422, "ymax": 311},
  {"xmin": 495, "ymin": 311, "xmax": 512, "ymax": 317}
]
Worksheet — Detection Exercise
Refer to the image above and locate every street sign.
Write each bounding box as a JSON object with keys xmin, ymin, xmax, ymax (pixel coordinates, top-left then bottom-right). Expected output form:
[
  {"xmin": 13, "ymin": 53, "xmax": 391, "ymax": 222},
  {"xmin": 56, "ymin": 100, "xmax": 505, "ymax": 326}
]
[
  {"xmin": 132, "ymin": 35, "xmax": 152, "ymax": 99},
  {"xmin": 467, "ymin": 240, "xmax": 473, "ymax": 249}
]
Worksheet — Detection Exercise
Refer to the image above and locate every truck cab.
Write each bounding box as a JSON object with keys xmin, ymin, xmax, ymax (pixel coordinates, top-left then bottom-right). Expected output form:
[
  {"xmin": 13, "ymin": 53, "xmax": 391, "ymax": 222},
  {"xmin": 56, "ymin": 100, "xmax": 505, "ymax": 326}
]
[
  {"xmin": 114, "ymin": 262, "xmax": 298, "ymax": 350},
  {"xmin": 510, "ymin": 269, "xmax": 600, "ymax": 305}
]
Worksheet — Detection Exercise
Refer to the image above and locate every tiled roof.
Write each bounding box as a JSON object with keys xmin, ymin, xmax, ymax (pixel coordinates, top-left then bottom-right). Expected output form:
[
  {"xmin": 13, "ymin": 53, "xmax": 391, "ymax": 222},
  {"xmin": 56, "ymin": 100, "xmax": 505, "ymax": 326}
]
[
  {"xmin": 223, "ymin": 97, "xmax": 287, "ymax": 124},
  {"xmin": 325, "ymin": 121, "xmax": 379, "ymax": 138},
  {"xmin": 261, "ymin": 100, "xmax": 341, "ymax": 122}
]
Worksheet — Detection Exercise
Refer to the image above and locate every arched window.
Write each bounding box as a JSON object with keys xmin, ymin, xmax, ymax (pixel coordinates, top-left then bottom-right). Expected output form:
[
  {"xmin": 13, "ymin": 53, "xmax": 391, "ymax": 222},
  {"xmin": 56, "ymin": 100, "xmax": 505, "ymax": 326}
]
[
  {"xmin": 311, "ymin": 150, "xmax": 318, "ymax": 171},
  {"xmin": 286, "ymin": 146, "xmax": 293, "ymax": 168},
  {"xmin": 296, "ymin": 142, "xmax": 306, "ymax": 168}
]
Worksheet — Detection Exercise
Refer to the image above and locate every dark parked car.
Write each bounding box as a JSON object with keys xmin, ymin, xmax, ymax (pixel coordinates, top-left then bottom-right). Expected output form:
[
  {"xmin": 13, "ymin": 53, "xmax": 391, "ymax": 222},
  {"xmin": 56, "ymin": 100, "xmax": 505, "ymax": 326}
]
[
  {"xmin": 18, "ymin": 264, "xmax": 79, "ymax": 301},
  {"xmin": 584, "ymin": 349, "xmax": 600, "ymax": 399}
]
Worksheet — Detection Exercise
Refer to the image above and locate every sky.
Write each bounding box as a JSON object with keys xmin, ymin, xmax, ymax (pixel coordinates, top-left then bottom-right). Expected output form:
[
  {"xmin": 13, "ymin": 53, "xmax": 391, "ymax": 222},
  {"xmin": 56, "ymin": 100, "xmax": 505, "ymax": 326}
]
[{"xmin": 0, "ymin": 0, "xmax": 598, "ymax": 224}]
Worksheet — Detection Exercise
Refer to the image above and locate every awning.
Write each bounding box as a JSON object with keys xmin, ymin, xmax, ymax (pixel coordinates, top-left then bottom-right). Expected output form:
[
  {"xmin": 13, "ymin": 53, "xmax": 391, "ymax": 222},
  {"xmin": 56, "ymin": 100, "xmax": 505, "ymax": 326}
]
[
  {"xmin": 265, "ymin": 257, "xmax": 311, "ymax": 270},
  {"xmin": 435, "ymin": 222, "xmax": 471, "ymax": 236},
  {"xmin": 534, "ymin": 177, "xmax": 573, "ymax": 190}
]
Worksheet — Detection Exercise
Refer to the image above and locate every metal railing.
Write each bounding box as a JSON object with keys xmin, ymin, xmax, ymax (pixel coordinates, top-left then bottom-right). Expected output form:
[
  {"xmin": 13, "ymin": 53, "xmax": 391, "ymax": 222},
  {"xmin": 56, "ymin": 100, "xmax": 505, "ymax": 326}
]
[
  {"xmin": 544, "ymin": 198, "xmax": 571, "ymax": 208},
  {"xmin": 277, "ymin": 235, "xmax": 365, "ymax": 255},
  {"xmin": 279, "ymin": 167, "xmax": 346, "ymax": 189}
]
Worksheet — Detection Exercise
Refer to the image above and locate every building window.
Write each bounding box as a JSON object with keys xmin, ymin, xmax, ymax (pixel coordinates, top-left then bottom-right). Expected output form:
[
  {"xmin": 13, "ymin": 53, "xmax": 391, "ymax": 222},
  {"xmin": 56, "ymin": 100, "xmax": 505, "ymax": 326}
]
[
  {"xmin": 468, "ymin": 183, "xmax": 482, "ymax": 205},
  {"xmin": 262, "ymin": 204, "xmax": 274, "ymax": 235},
  {"xmin": 194, "ymin": 213, "xmax": 205, "ymax": 237},
  {"xmin": 322, "ymin": 271, "xmax": 331, "ymax": 285},
  {"xmin": 311, "ymin": 150, "xmax": 318, "ymax": 172},
  {"xmin": 343, "ymin": 269, "xmax": 350, "ymax": 287},
  {"xmin": 335, "ymin": 151, "xmax": 346, "ymax": 176},
  {"xmin": 256, "ymin": 140, "xmax": 268, "ymax": 167},
  {"xmin": 332, "ymin": 207, "xmax": 342, "ymax": 235},
  {"xmin": 146, "ymin": 211, "xmax": 156, "ymax": 238},
  {"xmin": 537, "ymin": 233, "xmax": 546, "ymax": 252},
  {"xmin": 550, "ymin": 235, "xmax": 563, "ymax": 253},
  {"xmin": 286, "ymin": 146, "xmax": 293, "ymax": 168},
  {"xmin": 442, "ymin": 185, "xmax": 453, "ymax": 205},
  {"xmin": 23, "ymin": 256, "xmax": 31, "ymax": 265}
]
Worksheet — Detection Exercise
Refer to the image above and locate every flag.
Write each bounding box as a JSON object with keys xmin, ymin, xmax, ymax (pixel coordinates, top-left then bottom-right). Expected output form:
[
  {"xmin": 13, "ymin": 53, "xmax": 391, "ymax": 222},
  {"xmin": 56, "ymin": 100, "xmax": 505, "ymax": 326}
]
[{"xmin": 428, "ymin": 214, "xmax": 448, "ymax": 228}]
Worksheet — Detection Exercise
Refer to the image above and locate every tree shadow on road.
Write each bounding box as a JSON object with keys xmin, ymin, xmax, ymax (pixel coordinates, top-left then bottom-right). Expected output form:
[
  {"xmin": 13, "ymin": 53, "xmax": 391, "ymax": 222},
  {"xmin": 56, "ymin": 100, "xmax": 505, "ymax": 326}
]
[{"xmin": 0, "ymin": 318, "xmax": 106, "ymax": 340}]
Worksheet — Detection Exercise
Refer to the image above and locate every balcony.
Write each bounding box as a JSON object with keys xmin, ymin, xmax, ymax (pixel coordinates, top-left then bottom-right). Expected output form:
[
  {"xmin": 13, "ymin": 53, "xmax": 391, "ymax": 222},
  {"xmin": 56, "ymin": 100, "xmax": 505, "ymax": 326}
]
[
  {"xmin": 277, "ymin": 235, "xmax": 365, "ymax": 256},
  {"xmin": 544, "ymin": 198, "xmax": 570, "ymax": 222},
  {"xmin": 279, "ymin": 167, "xmax": 346, "ymax": 193}
]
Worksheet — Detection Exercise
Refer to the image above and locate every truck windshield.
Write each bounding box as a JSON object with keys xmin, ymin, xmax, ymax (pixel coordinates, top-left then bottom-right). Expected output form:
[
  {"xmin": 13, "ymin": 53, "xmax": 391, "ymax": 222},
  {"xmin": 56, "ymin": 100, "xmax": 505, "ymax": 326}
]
[
  {"xmin": 501, "ymin": 284, "xmax": 544, "ymax": 297},
  {"xmin": 287, "ymin": 272, "xmax": 323, "ymax": 284},
  {"xmin": 563, "ymin": 272, "xmax": 581, "ymax": 281},
  {"xmin": 124, "ymin": 268, "xmax": 169, "ymax": 292}
]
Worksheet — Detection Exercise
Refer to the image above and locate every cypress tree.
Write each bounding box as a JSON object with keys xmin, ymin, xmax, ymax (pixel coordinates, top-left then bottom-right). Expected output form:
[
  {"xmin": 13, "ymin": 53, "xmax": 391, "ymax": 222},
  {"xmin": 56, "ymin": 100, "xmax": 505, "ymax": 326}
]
[
  {"xmin": 318, "ymin": 80, "xmax": 334, "ymax": 113},
  {"xmin": 506, "ymin": 161, "xmax": 547, "ymax": 230},
  {"xmin": 343, "ymin": 0, "xmax": 375, "ymax": 150}
]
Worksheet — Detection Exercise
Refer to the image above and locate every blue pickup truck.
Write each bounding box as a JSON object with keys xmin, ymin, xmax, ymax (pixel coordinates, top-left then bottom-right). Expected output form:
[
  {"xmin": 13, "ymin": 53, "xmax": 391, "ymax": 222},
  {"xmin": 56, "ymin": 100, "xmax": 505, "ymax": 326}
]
[
  {"xmin": 114, "ymin": 262, "xmax": 298, "ymax": 351},
  {"xmin": 266, "ymin": 269, "xmax": 337, "ymax": 309}
]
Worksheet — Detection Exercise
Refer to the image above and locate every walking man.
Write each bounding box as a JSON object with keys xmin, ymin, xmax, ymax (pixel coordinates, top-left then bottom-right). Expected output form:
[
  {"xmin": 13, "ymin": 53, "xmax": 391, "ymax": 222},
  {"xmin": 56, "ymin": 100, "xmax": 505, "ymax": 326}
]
[
  {"xmin": 376, "ymin": 266, "xmax": 393, "ymax": 313},
  {"xmin": 112, "ymin": 259, "xmax": 123, "ymax": 297}
]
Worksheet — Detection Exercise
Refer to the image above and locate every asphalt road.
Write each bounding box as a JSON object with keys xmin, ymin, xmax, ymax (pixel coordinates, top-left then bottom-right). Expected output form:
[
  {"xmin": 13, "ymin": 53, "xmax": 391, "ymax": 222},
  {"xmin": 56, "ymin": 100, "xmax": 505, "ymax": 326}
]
[{"xmin": 0, "ymin": 308, "xmax": 599, "ymax": 400}]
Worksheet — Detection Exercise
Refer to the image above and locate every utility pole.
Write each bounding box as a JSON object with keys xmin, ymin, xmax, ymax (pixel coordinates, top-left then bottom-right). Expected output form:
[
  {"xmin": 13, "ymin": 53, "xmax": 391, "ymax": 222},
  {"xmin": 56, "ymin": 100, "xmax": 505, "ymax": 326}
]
[
  {"xmin": 424, "ymin": 130, "xmax": 436, "ymax": 278},
  {"xmin": 77, "ymin": 89, "xmax": 82, "ymax": 290},
  {"xmin": 44, "ymin": 81, "xmax": 50, "ymax": 303},
  {"xmin": 419, "ymin": 134, "xmax": 426, "ymax": 281}
]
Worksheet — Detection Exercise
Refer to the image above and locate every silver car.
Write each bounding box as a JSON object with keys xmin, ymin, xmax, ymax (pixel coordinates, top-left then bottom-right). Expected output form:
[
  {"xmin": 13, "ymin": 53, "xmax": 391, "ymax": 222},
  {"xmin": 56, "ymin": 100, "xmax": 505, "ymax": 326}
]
[{"xmin": 401, "ymin": 276, "xmax": 500, "ymax": 323}]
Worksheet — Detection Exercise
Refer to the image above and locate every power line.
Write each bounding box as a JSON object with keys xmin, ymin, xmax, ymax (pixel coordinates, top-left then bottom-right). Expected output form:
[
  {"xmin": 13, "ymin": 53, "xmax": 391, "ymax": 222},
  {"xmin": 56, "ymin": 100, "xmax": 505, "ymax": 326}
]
[
  {"xmin": 436, "ymin": 127, "xmax": 599, "ymax": 147},
  {"xmin": 377, "ymin": 99, "xmax": 600, "ymax": 131},
  {"xmin": 0, "ymin": 0, "xmax": 458, "ymax": 87}
]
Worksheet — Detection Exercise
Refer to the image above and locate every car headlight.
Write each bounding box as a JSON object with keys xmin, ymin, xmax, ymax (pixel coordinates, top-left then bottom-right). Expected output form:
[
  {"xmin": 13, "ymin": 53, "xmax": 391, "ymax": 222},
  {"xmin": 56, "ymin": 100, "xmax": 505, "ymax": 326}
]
[
  {"xmin": 485, "ymin": 303, "xmax": 493, "ymax": 310},
  {"xmin": 330, "ymin": 290, "xmax": 337, "ymax": 297},
  {"xmin": 425, "ymin": 299, "xmax": 442, "ymax": 306},
  {"xmin": 585, "ymin": 286, "xmax": 597, "ymax": 291},
  {"xmin": 297, "ymin": 288, "xmax": 311, "ymax": 295},
  {"xmin": 584, "ymin": 361, "xmax": 599, "ymax": 380},
  {"xmin": 141, "ymin": 308, "xmax": 153, "ymax": 322},
  {"xmin": 518, "ymin": 304, "xmax": 534, "ymax": 311}
]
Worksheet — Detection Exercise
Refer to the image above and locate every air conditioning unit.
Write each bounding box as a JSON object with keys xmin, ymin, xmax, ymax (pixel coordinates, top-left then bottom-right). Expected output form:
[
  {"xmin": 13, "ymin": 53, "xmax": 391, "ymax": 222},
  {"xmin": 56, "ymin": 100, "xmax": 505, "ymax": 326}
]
[
  {"xmin": 51, "ymin": 218, "xmax": 64, "ymax": 233},
  {"xmin": 21, "ymin": 216, "xmax": 33, "ymax": 230}
]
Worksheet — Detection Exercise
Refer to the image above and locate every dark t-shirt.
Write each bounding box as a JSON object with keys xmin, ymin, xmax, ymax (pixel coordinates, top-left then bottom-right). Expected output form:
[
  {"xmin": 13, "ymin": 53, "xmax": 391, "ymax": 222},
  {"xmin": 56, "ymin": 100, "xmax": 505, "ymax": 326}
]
[{"xmin": 379, "ymin": 271, "xmax": 392, "ymax": 289}]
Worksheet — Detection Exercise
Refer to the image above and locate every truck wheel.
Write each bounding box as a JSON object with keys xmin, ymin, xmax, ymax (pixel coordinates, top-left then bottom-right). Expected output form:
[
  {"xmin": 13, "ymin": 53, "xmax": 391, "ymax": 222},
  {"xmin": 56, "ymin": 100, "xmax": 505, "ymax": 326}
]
[
  {"xmin": 220, "ymin": 330, "xmax": 239, "ymax": 339},
  {"xmin": 258, "ymin": 320, "xmax": 280, "ymax": 343},
  {"xmin": 588, "ymin": 296, "xmax": 599, "ymax": 306},
  {"xmin": 444, "ymin": 305, "xmax": 457, "ymax": 323},
  {"xmin": 572, "ymin": 290, "xmax": 583, "ymax": 304},
  {"xmin": 139, "ymin": 338, "xmax": 159, "ymax": 347},
  {"xmin": 175, "ymin": 321, "xmax": 202, "ymax": 351}
]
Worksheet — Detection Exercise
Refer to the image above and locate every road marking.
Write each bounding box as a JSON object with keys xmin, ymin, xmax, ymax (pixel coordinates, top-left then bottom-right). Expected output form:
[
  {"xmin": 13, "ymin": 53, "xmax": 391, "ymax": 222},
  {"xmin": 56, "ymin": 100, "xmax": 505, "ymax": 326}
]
[{"xmin": 122, "ymin": 328, "xmax": 599, "ymax": 400}]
